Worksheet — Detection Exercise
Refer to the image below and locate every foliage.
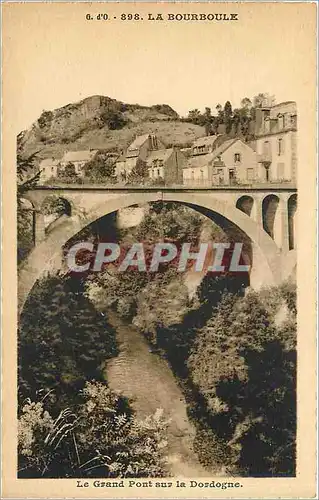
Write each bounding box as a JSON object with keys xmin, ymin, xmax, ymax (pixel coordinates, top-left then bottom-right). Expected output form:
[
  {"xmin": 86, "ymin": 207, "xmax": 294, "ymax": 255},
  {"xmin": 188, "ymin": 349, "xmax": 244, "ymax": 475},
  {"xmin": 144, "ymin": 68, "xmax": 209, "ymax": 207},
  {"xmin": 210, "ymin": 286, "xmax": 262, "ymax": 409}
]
[
  {"xmin": 83, "ymin": 152, "xmax": 116, "ymax": 183},
  {"xmin": 187, "ymin": 285, "xmax": 296, "ymax": 476},
  {"xmin": 85, "ymin": 203, "xmax": 205, "ymax": 322},
  {"xmin": 18, "ymin": 381, "xmax": 169, "ymax": 478},
  {"xmin": 126, "ymin": 159, "xmax": 149, "ymax": 185},
  {"xmin": 186, "ymin": 93, "xmax": 275, "ymax": 140},
  {"xmin": 57, "ymin": 162, "xmax": 82, "ymax": 184},
  {"xmin": 85, "ymin": 268, "xmax": 150, "ymax": 318},
  {"xmin": 19, "ymin": 274, "xmax": 118, "ymax": 406},
  {"xmin": 41, "ymin": 195, "xmax": 69, "ymax": 216},
  {"xmin": 17, "ymin": 151, "xmax": 41, "ymax": 262},
  {"xmin": 100, "ymin": 110, "xmax": 127, "ymax": 130},
  {"xmin": 38, "ymin": 110, "xmax": 54, "ymax": 129},
  {"xmin": 135, "ymin": 202, "xmax": 203, "ymax": 245}
]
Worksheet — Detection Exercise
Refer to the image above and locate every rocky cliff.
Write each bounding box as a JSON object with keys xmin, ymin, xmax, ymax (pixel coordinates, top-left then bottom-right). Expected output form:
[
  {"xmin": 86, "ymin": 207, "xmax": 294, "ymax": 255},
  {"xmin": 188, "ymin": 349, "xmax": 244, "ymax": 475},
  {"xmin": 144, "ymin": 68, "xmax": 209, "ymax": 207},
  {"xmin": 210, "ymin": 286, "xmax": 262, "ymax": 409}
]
[{"xmin": 18, "ymin": 95, "xmax": 205, "ymax": 162}]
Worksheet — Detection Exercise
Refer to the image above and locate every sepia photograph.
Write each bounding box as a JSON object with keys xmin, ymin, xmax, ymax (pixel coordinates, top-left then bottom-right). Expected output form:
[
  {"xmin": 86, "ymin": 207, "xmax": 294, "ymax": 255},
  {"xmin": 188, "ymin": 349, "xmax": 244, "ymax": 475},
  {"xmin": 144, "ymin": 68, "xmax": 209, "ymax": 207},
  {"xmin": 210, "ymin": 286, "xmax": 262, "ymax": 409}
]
[{"xmin": 1, "ymin": 2, "xmax": 317, "ymax": 498}]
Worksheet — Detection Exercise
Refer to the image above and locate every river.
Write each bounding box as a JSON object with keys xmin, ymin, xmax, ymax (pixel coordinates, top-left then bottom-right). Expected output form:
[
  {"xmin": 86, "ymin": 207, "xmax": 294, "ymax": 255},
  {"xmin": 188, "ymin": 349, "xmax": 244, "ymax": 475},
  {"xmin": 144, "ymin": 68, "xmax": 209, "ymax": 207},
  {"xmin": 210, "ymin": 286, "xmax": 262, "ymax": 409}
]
[{"xmin": 104, "ymin": 311, "xmax": 218, "ymax": 477}]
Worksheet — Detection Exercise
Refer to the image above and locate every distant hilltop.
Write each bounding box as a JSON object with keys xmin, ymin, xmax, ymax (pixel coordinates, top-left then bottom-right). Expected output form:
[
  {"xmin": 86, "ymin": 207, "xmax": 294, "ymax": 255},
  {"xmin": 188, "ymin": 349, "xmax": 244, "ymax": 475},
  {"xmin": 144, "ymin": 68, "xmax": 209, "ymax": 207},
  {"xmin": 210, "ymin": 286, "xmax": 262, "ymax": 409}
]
[{"xmin": 17, "ymin": 95, "xmax": 205, "ymax": 161}]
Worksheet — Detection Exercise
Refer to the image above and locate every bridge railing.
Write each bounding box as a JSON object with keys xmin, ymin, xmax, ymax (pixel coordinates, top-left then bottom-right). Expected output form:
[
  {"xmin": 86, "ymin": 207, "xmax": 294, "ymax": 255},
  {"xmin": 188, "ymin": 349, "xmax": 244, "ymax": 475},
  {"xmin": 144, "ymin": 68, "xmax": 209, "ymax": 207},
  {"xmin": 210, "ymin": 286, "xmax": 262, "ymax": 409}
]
[{"xmin": 33, "ymin": 181, "xmax": 297, "ymax": 190}]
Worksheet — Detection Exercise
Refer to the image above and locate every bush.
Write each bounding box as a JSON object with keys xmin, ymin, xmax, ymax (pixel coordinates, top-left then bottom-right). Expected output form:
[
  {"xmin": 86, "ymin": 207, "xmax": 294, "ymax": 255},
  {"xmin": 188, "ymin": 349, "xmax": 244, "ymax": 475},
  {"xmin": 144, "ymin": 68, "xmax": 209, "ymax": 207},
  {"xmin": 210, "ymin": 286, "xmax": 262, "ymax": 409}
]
[{"xmin": 18, "ymin": 381, "xmax": 169, "ymax": 478}]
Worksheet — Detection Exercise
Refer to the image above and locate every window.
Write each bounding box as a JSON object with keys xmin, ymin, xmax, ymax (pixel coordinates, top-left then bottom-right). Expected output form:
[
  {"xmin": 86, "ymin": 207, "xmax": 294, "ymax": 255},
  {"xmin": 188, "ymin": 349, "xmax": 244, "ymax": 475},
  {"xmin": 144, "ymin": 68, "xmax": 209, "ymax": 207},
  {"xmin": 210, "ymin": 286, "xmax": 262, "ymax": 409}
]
[
  {"xmin": 247, "ymin": 168, "xmax": 254, "ymax": 181},
  {"xmin": 277, "ymin": 163, "xmax": 285, "ymax": 179},
  {"xmin": 264, "ymin": 118, "xmax": 270, "ymax": 133},
  {"xmin": 278, "ymin": 114, "xmax": 284, "ymax": 130},
  {"xmin": 229, "ymin": 169, "xmax": 235, "ymax": 184},
  {"xmin": 278, "ymin": 138, "xmax": 284, "ymax": 156},
  {"xmin": 234, "ymin": 153, "xmax": 241, "ymax": 163},
  {"xmin": 263, "ymin": 141, "xmax": 270, "ymax": 156}
]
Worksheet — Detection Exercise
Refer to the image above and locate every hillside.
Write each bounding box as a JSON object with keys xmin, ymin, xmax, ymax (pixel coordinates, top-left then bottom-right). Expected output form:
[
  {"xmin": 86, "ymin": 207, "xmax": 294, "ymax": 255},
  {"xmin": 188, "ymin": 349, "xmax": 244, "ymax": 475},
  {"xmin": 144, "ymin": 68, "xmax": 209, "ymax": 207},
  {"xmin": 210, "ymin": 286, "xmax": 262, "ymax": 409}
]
[{"xmin": 18, "ymin": 95, "xmax": 205, "ymax": 162}]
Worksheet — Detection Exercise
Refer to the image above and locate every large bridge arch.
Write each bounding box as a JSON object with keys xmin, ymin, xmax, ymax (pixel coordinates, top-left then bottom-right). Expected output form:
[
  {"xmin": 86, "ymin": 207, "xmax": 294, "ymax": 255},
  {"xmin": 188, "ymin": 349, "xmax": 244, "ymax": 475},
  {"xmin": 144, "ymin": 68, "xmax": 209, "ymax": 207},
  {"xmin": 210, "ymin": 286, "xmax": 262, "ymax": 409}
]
[{"xmin": 18, "ymin": 191, "xmax": 282, "ymax": 313}]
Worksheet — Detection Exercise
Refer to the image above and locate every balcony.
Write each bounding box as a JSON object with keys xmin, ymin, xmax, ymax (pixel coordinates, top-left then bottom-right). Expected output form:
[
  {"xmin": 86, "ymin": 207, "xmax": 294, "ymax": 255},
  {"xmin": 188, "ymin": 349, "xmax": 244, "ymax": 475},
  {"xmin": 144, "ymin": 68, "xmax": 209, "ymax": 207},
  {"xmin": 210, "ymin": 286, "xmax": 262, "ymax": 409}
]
[{"xmin": 258, "ymin": 153, "xmax": 272, "ymax": 164}]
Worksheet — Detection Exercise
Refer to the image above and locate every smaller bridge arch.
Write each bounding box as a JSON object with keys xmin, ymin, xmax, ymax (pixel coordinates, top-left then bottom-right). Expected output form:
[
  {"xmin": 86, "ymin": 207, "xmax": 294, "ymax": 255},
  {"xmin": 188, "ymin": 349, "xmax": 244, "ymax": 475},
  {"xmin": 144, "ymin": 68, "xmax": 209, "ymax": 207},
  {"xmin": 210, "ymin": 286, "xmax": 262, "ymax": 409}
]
[
  {"xmin": 236, "ymin": 195, "xmax": 255, "ymax": 217},
  {"xmin": 262, "ymin": 194, "xmax": 280, "ymax": 240},
  {"xmin": 288, "ymin": 193, "xmax": 297, "ymax": 250}
]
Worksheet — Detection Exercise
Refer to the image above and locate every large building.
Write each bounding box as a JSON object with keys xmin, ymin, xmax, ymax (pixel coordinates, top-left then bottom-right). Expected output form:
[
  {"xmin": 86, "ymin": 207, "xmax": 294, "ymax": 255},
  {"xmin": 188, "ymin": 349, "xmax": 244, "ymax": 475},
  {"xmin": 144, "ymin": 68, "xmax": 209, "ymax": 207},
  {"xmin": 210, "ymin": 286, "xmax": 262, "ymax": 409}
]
[
  {"xmin": 252, "ymin": 100, "xmax": 297, "ymax": 182},
  {"xmin": 183, "ymin": 138, "xmax": 258, "ymax": 186}
]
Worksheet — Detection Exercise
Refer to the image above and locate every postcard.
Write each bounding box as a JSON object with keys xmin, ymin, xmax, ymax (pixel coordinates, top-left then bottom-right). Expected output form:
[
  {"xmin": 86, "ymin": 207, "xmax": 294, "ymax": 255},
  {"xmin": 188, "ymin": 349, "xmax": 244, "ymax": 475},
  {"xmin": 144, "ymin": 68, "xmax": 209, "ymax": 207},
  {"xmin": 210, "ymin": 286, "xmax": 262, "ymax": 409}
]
[{"xmin": 1, "ymin": 2, "xmax": 317, "ymax": 498}]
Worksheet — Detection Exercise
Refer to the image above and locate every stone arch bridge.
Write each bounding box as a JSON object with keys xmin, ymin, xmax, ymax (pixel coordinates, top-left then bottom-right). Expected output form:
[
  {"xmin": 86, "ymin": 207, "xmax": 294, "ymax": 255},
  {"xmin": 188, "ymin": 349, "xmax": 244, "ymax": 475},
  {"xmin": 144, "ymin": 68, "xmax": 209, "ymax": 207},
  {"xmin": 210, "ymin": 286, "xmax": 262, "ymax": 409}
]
[{"xmin": 19, "ymin": 184, "xmax": 297, "ymax": 311}]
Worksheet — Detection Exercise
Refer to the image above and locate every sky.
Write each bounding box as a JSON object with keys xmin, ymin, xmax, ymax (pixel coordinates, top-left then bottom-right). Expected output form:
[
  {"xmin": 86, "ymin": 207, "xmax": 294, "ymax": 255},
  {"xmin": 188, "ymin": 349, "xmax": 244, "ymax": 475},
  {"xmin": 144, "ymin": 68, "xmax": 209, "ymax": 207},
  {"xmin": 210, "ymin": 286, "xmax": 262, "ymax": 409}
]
[{"xmin": 3, "ymin": 2, "xmax": 316, "ymax": 133}]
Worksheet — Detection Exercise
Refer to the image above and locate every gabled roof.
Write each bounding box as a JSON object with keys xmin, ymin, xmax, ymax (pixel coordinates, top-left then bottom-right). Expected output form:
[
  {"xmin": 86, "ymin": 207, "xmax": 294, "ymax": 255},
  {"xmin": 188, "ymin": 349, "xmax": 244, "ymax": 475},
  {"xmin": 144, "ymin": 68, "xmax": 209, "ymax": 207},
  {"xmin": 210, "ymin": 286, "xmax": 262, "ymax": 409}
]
[
  {"xmin": 128, "ymin": 134, "xmax": 151, "ymax": 150},
  {"xmin": 210, "ymin": 138, "xmax": 238, "ymax": 159},
  {"xmin": 185, "ymin": 139, "xmax": 253, "ymax": 169},
  {"xmin": 271, "ymin": 101, "xmax": 296, "ymax": 108},
  {"xmin": 40, "ymin": 158, "xmax": 60, "ymax": 167},
  {"xmin": 61, "ymin": 150, "xmax": 98, "ymax": 163},
  {"xmin": 146, "ymin": 149, "xmax": 173, "ymax": 166},
  {"xmin": 185, "ymin": 152, "xmax": 216, "ymax": 169},
  {"xmin": 192, "ymin": 135, "xmax": 220, "ymax": 148}
]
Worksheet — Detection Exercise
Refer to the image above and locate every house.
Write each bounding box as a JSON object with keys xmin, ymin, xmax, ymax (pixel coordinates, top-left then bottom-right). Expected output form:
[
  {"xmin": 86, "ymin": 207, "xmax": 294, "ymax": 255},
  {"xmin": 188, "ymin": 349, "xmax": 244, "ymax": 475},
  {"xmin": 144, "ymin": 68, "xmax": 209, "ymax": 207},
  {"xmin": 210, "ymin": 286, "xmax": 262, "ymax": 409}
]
[
  {"xmin": 147, "ymin": 148, "xmax": 185, "ymax": 184},
  {"xmin": 252, "ymin": 101, "xmax": 297, "ymax": 182},
  {"xmin": 115, "ymin": 134, "xmax": 165, "ymax": 179},
  {"xmin": 60, "ymin": 149, "xmax": 99, "ymax": 175},
  {"xmin": 39, "ymin": 158, "xmax": 61, "ymax": 182},
  {"xmin": 191, "ymin": 135, "xmax": 220, "ymax": 156},
  {"xmin": 183, "ymin": 138, "xmax": 258, "ymax": 186}
]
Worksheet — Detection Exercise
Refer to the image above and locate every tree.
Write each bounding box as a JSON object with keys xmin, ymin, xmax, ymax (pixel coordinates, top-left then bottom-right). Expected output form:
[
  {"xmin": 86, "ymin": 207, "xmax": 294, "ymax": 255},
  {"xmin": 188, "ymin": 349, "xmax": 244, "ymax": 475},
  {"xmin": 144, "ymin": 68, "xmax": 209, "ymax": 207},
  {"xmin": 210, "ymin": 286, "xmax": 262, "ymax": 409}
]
[
  {"xmin": 252, "ymin": 93, "xmax": 275, "ymax": 108},
  {"xmin": 188, "ymin": 286, "xmax": 296, "ymax": 476},
  {"xmin": 57, "ymin": 162, "xmax": 81, "ymax": 184},
  {"xmin": 19, "ymin": 274, "xmax": 118, "ymax": 404},
  {"xmin": 187, "ymin": 109, "xmax": 202, "ymax": 124},
  {"xmin": 232, "ymin": 109, "xmax": 241, "ymax": 134},
  {"xmin": 240, "ymin": 98, "xmax": 252, "ymax": 111},
  {"xmin": 41, "ymin": 195, "xmax": 69, "ymax": 216},
  {"xmin": 17, "ymin": 151, "xmax": 41, "ymax": 262},
  {"xmin": 126, "ymin": 159, "xmax": 149, "ymax": 185},
  {"xmin": 100, "ymin": 110, "xmax": 127, "ymax": 130},
  {"xmin": 204, "ymin": 107, "xmax": 212, "ymax": 136},
  {"xmin": 224, "ymin": 101, "xmax": 233, "ymax": 134},
  {"xmin": 216, "ymin": 104, "xmax": 224, "ymax": 121},
  {"xmin": 83, "ymin": 153, "xmax": 116, "ymax": 184}
]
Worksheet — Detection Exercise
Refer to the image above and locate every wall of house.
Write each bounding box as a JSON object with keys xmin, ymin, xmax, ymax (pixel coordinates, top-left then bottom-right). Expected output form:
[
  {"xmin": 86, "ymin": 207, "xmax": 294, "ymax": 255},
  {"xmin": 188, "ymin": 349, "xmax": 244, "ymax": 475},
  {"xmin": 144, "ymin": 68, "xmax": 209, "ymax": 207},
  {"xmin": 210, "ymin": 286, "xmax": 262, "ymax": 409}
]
[
  {"xmin": 163, "ymin": 149, "xmax": 185, "ymax": 184},
  {"xmin": 220, "ymin": 142, "xmax": 258, "ymax": 184},
  {"xmin": 255, "ymin": 130, "xmax": 296, "ymax": 181},
  {"xmin": 149, "ymin": 165, "xmax": 165, "ymax": 180},
  {"xmin": 40, "ymin": 164, "xmax": 59, "ymax": 182},
  {"xmin": 115, "ymin": 161, "xmax": 126, "ymax": 178},
  {"xmin": 182, "ymin": 164, "xmax": 212, "ymax": 186}
]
